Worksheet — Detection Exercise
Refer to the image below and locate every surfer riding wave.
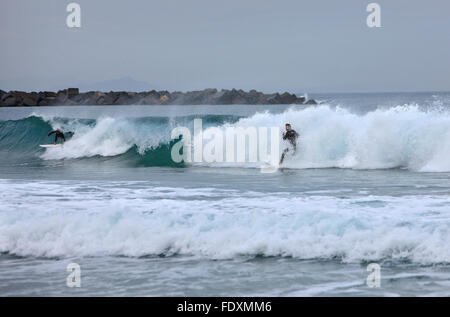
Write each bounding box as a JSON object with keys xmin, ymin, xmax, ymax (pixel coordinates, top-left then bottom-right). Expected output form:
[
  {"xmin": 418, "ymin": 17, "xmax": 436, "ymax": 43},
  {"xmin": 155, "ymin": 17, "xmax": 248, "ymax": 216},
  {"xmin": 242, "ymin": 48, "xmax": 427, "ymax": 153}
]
[
  {"xmin": 46, "ymin": 130, "xmax": 74, "ymax": 145},
  {"xmin": 280, "ymin": 123, "xmax": 299, "ymax": 165}
]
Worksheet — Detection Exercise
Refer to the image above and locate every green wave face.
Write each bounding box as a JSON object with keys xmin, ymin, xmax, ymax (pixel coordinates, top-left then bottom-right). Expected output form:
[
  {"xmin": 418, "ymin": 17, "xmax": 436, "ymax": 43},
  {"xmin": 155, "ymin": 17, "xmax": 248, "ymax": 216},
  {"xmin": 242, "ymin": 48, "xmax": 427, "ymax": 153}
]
[{"xmin": 0, "ymin": 114, "xmax": 241, "ymax": 168}]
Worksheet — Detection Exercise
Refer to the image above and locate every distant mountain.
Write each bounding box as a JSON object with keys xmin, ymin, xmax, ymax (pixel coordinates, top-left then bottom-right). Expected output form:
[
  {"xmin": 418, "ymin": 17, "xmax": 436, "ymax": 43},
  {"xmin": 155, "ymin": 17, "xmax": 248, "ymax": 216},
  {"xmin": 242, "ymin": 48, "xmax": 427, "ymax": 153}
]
[{"xmin": 77, "ymin": 77, "xmax": 156, "ymax": 92}]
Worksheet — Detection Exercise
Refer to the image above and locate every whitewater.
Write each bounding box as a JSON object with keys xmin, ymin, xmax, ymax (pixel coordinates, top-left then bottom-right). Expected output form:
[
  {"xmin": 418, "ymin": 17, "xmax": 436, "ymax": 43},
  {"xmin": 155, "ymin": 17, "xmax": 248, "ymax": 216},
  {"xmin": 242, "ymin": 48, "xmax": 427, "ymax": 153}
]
[
  {"xmin": 3, "ymin": 104, "xmax": 450, "ymax": 172},
  {"xmin": 0, "ymin": 92, "xmax": 449, "ymax": 296}
]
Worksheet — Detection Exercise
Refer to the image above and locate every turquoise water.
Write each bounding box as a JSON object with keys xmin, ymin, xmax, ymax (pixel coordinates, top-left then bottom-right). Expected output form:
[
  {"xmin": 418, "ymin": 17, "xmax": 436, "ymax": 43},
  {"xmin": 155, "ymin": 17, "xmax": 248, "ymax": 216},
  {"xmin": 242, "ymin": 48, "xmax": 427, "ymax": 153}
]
[{"xmin": 0, "ymin": 92, "xmax": 449, "ymax": 296}]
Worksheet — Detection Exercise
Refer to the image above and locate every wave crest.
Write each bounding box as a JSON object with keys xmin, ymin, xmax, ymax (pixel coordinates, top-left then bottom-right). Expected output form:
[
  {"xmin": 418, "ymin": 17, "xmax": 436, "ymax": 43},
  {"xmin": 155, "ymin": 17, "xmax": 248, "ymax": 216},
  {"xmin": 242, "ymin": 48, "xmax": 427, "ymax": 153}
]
[{"xmin": 1, "ymin": 105, "xmax": 450, "ymax": 171}]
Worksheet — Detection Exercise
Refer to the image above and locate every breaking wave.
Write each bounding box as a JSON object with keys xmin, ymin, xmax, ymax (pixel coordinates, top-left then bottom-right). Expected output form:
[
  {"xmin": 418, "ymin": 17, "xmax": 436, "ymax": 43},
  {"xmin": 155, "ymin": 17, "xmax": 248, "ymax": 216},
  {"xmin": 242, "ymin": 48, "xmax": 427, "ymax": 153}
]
[
  {"xmin": 0, "ymin": 180, "xmax": 449, "ymax": 264},
  {"xmin": 1, "ymin": 104, "xmax": 450, "ymax": 171}
]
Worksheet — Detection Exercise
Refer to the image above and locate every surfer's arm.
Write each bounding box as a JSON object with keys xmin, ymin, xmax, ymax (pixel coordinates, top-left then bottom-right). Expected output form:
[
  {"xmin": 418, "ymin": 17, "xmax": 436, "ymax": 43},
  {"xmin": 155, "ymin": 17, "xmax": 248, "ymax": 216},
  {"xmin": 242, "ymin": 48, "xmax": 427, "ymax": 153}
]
[{"xmin": 47, "ymin": 131, "xmax": 56, "ymax": 137}]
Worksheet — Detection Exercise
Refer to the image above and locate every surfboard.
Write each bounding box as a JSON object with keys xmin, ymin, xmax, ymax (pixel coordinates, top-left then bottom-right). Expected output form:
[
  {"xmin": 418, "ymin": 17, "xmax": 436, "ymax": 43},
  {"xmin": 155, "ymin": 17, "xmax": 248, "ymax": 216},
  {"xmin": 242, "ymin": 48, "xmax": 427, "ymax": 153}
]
[
  {"xmin": 39, "ymin": 144, "xmax": 62, "ymax": 148},
  {"xmin": 259, "ymin": 162, "xmax": 279, "ymax": 173}
]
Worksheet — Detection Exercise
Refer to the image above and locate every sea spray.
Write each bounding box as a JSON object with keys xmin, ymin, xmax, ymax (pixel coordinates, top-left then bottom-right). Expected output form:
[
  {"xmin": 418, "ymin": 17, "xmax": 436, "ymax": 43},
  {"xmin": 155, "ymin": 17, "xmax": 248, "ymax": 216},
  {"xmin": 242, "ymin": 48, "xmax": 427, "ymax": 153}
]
[{"xmin": 1, "ymin": 105, "xmax": 450, "ymax": 171}]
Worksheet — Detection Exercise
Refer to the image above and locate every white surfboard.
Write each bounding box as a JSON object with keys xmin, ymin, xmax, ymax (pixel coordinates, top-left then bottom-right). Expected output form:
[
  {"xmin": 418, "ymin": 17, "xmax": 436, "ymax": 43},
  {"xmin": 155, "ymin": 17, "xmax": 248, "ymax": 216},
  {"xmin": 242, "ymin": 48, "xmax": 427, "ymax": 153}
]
[
  {"xmin": 259, "ymin": 162, "xmax": 279, "ymax": 173},
  {"xmin": 39, "ymin": 144, "xmax": 62, "ymax": 148}
]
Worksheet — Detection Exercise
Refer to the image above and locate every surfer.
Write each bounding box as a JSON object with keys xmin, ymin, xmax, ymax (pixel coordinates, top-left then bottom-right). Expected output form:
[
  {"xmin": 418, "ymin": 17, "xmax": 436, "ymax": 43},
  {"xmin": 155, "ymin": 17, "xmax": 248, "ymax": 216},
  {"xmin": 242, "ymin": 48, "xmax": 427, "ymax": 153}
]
[
  {"xmin": 46, "ymin": 130, "xmax": 66, "ymax": 144},
  {"xmin": 279, "ymin": 123, "xmax": 299, "ymax": 165}
]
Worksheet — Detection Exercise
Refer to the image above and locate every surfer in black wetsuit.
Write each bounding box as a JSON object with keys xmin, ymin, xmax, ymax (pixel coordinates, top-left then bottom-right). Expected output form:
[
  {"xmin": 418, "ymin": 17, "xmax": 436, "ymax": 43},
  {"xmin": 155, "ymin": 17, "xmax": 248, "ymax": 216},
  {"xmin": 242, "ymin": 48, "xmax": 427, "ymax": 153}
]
[
  {"xmin": 46, "ymin": 130, "xmax": 66, "ymax": 144},
  {"xmin": 279, "ymin": 123, "xmax": 299, "ymax": 165}
]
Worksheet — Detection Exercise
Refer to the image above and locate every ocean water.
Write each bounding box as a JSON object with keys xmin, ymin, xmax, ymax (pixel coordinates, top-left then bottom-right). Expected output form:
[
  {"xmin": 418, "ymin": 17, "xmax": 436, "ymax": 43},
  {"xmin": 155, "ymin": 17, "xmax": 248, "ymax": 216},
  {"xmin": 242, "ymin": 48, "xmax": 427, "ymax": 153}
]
[{"xmin": 0, "ymin": 92, "xmax": 449, "ymax": 296}]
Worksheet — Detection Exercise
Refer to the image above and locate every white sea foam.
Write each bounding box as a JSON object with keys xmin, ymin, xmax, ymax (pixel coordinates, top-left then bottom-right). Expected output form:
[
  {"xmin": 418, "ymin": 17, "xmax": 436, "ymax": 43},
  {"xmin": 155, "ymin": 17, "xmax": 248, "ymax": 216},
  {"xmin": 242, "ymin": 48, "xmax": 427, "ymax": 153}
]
[
  {"xmin": 40, "ymin": 117, "xmax": 170, "ymax": 159},
  {"xmin": 224, "ymin": 105, "xmax": 450, "ymax": 171},
  {"xmin": 0, "ymin": 180, "xmax": 449, "ymax": 263},
  {"xmin": 38, "ymin": 105, "xmax": 450, "ymax": 172}
]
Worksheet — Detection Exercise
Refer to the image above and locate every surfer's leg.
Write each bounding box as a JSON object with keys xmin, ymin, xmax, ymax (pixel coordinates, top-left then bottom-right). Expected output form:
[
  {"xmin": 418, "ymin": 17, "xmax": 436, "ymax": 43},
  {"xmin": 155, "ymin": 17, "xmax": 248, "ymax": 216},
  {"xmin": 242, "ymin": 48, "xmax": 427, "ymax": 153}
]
[{"xmin": 279, "ymin": 148, "xmax": 289, "ymax": 165}]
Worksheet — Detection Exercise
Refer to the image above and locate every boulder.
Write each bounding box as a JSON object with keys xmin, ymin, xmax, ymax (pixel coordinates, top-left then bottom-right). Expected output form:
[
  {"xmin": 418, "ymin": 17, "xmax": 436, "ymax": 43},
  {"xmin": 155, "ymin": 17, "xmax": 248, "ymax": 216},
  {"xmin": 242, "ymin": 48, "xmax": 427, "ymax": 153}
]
[
  {"xmin": 266, "ymin": 93, "xmax": 282, "ymax": 104},
  {"xmin": 1, "ymin": 93, "xmax": 17, "ymax": 106},
  {"xmin": 64, "ymin": 99, "xmax": 77, "ymax": 106},
  {"xmin": 22, "ymin": 93, "xmax": 38, "ymax": 106},
  {"xmin": 67, "ymin": 88, "xmax": 79, "ymax": 97},
  {"xmin": 11, "ymin": 91, "xmax": 38, "ymax": 106},
  {"xmin": 113, "ymin": 92, "xmax": 132, "ymax": 105},
  {"xmin": 55, "ymin": 91, "xmax": 68, "ymax": 104},
  {"xmin": 0, "ymin": 88, "xmax": 316, "ymax": 106},
  {"xmin": 305, "ymin": 99, "xmax": 317, "ymax": 105},
  {"xmin": 172, "ymin": 88, "xmax": 218, "ymax": 105},
  {"xmin": 127, "ymin": 92, "xmax": 141, "ymax": 104},
  {"xmin": 168, "ymin": 91, "xmax": 184, "ymax": 105},
  {"xmin": 294, "ymin": 96, "xmax": 306, "ymax": 104},
  {"xmin": 216, "ymin": 89, "xmax": 236, "ymax": 104},
  {"xmin": 140, "ymin": 90, "xmax": 161, "ymax": 104},
  {"xmin": 246, "ymin": 89, "xmax": 264, "ymax": 104},
  {"xmin": 69, "ymin": 93, "xmax": 84, "ymax": 104},
  {"xmin": 95, "ymin": 92, "xmax": 114, "ymax": 105},
  {"xmin": 38, "ymin": 98, "xmax": 51, "ymax": 106},
  {"xmin": 159, "ymin": 94, "xmax": 169, "ymax": 104},
  {"xmin": 43, "ymin": 91, "xmax": 57, "ymax": 98},
  {"xmin": 279, "ymin": 92, "xmax": 297, "ymax": 104}
]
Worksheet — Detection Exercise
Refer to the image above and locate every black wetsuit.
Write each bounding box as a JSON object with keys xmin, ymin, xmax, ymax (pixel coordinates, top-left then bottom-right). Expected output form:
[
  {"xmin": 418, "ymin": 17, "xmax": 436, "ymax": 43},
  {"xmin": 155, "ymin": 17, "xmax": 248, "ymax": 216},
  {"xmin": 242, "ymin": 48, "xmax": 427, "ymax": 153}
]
[
  {"xmin": 48, "ymin": 130, "xmax": 65, "ymax": 144},
  {"xmin": 280, "ymin": 129, "xmax": 299, "ymax": 164}
]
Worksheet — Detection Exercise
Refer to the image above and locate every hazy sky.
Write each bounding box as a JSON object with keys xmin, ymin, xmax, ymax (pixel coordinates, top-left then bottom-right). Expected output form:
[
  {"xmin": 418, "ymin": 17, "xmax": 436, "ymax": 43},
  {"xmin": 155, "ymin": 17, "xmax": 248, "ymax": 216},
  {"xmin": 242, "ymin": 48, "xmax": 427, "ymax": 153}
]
[{"xmin": 1, "ymin": 0, "xmax": 449, "ymax": 93}]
